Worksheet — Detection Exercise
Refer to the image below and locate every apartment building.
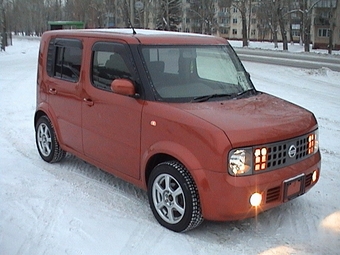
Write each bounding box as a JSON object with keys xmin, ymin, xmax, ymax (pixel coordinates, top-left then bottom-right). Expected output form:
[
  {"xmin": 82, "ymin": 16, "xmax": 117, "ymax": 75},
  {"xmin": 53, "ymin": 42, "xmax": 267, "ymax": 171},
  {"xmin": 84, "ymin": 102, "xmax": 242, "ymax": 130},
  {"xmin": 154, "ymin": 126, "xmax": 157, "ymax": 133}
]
[
  {"xmin": 311, "ymin": 0, "xmax": 340, "ymax": 50},
  {"xmin": 179, "ymin": 0, "xmax": 299, "ymax": 42},
  {"xmin": 214, "ymin": 1, "xmax": 301, "ymax": 42},
  {"xmin": 113, "ymin": 0, "xmax": 339, "ymax": 50}
]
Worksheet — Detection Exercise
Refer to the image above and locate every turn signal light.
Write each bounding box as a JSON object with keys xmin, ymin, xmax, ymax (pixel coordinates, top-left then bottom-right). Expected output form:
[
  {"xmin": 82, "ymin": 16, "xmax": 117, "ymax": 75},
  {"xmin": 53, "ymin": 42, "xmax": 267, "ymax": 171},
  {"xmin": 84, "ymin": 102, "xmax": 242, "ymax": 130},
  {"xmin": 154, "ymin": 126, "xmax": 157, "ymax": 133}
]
[
  {"xmin": 254, "ymin": 147, "xmax": 267, "ymax": 171},
  {"xmin": 308, "ymin": 134, "xmax": 316, "ymax": 154},
  {"xmin": 312, "ymin": 170, "xmax": 318, "ymax": 182}
]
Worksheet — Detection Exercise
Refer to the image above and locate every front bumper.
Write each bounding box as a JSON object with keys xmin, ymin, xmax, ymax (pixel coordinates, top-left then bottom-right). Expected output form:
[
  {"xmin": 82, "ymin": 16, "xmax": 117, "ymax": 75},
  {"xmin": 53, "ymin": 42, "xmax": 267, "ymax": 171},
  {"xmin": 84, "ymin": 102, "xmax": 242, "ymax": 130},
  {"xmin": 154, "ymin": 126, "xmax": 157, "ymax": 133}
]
[{"xmin": 192, "ymin": 152, "xmax": 321, "ymax": 221}]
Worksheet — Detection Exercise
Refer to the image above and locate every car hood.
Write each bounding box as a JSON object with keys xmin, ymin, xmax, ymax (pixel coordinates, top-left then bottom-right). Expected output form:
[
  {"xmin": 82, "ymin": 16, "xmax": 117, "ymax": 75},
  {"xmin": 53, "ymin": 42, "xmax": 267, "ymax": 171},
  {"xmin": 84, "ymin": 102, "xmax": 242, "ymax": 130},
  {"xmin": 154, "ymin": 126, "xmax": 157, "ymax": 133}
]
[{"xmin": 178, "ymin": 93, "xmax": 317, "ymax": 147}]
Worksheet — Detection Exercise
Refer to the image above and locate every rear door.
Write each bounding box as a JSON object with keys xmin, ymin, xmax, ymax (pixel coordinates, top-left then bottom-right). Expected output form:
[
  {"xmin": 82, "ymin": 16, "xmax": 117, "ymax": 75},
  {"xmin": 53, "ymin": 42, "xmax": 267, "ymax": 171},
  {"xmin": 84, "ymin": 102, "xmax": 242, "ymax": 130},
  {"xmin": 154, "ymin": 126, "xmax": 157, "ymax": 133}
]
[
  {"xmin": 46, "ymin": 38, "xmax": 83, "ymax": 152},
  {"xmin": 82, "ymin": 41, "xmax": 143, "ymax": 179}
]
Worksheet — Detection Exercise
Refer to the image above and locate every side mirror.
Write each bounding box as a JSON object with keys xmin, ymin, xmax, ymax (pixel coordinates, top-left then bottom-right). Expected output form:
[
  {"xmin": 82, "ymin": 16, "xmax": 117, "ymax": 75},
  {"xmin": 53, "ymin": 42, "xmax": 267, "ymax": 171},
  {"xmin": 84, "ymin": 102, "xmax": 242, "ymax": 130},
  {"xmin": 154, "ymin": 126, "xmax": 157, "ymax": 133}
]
[{"xmin": 111, "ymin": 78, "xmax": 136, "ymax": 96}]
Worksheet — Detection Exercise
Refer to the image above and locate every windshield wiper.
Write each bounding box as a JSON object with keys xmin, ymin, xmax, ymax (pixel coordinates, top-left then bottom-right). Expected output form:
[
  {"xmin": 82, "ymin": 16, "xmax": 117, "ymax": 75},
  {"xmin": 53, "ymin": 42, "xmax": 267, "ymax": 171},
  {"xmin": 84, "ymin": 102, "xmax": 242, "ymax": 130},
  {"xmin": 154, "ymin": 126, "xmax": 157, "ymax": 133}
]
[
  {"xmin": 191, "ymin": 93, "xmax": 232, "ymax": 103},
  {"xmin": 234, "ymin": 89, "xmax": 257, "ymax": 99}
]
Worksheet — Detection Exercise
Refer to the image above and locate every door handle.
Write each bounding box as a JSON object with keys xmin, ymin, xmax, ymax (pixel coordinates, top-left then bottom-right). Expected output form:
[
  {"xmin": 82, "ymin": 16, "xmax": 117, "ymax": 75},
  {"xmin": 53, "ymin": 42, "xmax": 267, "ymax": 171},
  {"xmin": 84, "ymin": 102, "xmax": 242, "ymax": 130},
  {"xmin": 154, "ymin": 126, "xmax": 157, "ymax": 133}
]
[
  {"xmin": 83, "ymin": 98, "xmax": 94, "ymax": 106},
  {"xmin": 49, "ymin": 88, "xmax": 57, "ymax": 95}
]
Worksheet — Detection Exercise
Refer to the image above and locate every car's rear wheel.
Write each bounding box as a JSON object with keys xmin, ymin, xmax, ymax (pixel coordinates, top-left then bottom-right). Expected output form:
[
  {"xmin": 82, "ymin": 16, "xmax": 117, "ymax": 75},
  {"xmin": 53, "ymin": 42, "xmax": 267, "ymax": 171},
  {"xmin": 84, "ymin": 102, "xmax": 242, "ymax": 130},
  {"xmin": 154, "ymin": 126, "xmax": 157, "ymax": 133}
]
[
  {"xmin": 147, "ymin": 161, "xmax": 203, "ymax": 232},
  {"xmin": 35, "ymin": 115, "xmax": 66, "ymax": 163}
]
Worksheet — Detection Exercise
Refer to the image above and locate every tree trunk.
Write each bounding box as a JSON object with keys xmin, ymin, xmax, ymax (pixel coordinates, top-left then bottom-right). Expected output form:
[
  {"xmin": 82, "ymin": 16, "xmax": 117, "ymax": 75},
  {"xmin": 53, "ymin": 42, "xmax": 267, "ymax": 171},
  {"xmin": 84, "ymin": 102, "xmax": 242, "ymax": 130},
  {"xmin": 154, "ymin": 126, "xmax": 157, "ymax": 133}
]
[
  {"xmin": 241, "ymin": 11, "xmax": 248, "ymax": 47},
  {"xmin": 328, "ymin": 29, "xmax": 333, "ymax": 54},
  {"xmin": 288, "ymin": 0, "xmax": 294, "ymax": 44},
  {"xmin": 302, "ymin": 0, "xmax": 310, "ymax": 52},
  {"xmin": 303, "ymin": 16, "xmax": 310, "ymax": 52},
  {"xmin": 165, "ymin": 0, "xmax": 170, "ymax": 30},
  {"xmin": 247, "ymin": 0, "xmax": 251, "ymax": 41},
  {"xmin": 272, "ymin": 0, "xmax": 279, "ymax": 49},
  {"xmin": 278, "ymin": 12, "xmax": 288, "ymax": 50},
  {"xmin": 328, "ymin": 2, "xmax": 335, "ymax": 54},
  {"xmin": 1, "ymin": 4, "xmax": 6, "ymax": 51},
  {"xmin": 273, "ymin": 27, "xmax": 278, "ymax": 48},
  {"xmin": 289, "ymin": 23, "xmax": 294, "ymax": 44}
]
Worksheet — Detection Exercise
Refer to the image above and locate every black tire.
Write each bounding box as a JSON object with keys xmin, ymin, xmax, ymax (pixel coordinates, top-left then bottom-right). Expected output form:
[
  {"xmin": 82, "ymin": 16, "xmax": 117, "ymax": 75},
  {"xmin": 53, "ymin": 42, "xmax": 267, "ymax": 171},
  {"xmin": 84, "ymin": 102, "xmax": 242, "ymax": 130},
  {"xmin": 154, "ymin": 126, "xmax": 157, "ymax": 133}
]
[
  {"xmin": 35, "ymin": 115, "xmax": 66, "ymax": 163},
  {"xmin": 147, "ymin": 161, "xmax": 203, "ymax": 232}
]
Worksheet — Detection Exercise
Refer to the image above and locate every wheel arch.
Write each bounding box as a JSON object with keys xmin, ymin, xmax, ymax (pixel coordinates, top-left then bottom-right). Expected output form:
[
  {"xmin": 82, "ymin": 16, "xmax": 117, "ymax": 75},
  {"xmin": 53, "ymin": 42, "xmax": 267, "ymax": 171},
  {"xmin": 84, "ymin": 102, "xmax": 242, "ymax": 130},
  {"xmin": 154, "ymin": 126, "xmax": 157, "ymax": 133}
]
[
  {"xmin": 145, "ymin": 153, "xmax": 176, "ymax": 187},
  {"xmin": 34, "ymin": 110, "xmax": 47, "ymax": 127},
  {"xmin": 34, "ymin": 108, "xmax": 63, "ymax": 148},
  {"xmin": 143, "ymin": 141, "xmax": 203, "ymax": 188}
]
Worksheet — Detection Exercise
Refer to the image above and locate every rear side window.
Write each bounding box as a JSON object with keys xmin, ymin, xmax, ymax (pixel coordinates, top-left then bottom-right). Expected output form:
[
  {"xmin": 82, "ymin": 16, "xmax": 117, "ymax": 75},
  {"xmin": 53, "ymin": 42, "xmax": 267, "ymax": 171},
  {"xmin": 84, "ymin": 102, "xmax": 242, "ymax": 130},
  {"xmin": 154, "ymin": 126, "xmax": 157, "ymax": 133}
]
[{"xmin": 46, "ymin": 38, "xmax": 83, "ymax": 82}]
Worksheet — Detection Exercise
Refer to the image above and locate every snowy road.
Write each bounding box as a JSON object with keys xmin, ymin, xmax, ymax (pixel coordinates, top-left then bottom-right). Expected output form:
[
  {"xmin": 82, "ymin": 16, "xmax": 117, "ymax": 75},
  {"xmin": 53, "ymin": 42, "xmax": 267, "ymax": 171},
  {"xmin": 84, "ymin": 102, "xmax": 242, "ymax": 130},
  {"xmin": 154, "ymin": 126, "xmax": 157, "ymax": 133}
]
[
  {"xmin": 234, "ymin": 48, "xmax": 340, "ymax": 72},
  {"xmin": 1, "ymin": 38, "xmax": 339, "ymax": 255}
]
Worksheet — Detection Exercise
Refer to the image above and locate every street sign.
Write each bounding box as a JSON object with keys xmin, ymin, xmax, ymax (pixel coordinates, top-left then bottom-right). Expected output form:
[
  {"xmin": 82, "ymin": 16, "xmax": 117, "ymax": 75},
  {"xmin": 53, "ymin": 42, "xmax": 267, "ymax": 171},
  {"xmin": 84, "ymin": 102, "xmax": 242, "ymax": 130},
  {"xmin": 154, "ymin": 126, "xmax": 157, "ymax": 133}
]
[{"xmin": 135, "ymin": 1, "xmax": 144, "ymax": 10}]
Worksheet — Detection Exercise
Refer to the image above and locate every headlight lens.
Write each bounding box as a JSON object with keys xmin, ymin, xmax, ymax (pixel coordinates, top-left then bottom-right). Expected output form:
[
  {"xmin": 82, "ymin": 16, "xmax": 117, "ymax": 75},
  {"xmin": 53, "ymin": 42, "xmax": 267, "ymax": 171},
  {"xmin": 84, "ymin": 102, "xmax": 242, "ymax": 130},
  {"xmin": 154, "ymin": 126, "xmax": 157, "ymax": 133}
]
[{"xmin": 228, "ymin": 148, "xmax": 253, "ymax": 176}]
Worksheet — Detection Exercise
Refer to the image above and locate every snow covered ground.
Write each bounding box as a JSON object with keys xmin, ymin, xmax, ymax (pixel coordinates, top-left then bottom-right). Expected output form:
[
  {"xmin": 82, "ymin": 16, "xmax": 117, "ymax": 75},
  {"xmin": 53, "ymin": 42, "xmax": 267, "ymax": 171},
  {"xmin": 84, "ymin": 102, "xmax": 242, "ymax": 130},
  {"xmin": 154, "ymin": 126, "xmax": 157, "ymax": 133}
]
[
  {"xmin": 228, "ymin": 40, "xmax": 340, "ymax": 55},
  {"xmin": 1, "ymin": 38, "xmax": 339, "ymax": 255}
]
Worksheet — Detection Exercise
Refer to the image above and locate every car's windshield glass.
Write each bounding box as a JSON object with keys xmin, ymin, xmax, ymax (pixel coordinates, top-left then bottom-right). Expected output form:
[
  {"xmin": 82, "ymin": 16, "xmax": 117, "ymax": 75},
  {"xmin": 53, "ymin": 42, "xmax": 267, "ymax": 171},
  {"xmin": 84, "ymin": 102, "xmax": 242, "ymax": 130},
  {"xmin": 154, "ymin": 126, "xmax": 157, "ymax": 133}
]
[{"xmin": 142, "ymin": 45, "xmax": 254, "ymax": 102}]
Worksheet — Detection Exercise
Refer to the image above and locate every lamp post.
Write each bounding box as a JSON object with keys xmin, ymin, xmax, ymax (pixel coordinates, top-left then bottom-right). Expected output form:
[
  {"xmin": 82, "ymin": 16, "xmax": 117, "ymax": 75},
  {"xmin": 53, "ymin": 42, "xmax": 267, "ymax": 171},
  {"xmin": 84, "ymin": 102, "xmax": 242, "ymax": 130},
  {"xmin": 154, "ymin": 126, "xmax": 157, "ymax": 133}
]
[{"xmin": 130, "ymin": 0, "xmax": 135, "ymax": 26}]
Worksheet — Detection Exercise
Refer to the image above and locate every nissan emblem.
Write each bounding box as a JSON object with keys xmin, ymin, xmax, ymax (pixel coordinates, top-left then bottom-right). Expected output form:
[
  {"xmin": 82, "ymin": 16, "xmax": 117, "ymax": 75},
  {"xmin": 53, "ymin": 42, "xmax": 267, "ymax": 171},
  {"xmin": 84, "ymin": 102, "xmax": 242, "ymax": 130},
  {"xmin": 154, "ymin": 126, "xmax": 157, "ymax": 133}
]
[{"xmin": 288, "ymin": 145, "xmax": 297, "ymax": 158}]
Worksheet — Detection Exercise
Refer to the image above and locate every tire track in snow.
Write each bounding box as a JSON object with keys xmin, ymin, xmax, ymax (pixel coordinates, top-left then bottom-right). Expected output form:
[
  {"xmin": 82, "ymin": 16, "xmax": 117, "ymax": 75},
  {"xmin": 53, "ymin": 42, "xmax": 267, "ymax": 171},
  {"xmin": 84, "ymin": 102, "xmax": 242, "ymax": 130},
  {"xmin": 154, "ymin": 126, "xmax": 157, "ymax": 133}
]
[
  {"xmin": 44, "ymin": 155, "xmax": 152, "ymax": 228},
  {"xmin": 14, "ymin": 191, "xmax": 66, "ymax": 254},
  {"xmin": 119, "ymin": 222, "xmax": 161, "ymax": 254}
]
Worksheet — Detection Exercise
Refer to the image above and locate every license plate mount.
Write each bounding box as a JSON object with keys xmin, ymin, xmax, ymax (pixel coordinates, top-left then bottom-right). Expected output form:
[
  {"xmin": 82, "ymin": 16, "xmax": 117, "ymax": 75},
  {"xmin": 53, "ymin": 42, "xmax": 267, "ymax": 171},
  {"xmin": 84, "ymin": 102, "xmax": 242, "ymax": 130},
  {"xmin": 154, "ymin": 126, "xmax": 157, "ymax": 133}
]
[{"xmin": 283, "ymin": 174, "xmax": 305, "ymax": 202}]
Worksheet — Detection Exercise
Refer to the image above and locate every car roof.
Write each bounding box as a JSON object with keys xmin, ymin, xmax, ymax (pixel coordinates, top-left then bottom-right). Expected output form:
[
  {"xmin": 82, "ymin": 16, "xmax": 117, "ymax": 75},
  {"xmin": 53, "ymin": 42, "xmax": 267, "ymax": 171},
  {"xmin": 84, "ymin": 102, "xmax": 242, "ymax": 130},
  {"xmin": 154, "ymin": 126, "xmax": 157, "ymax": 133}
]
[{"xmin": 43, "ymin": 28, "xmax": 229, "ymax": 45}]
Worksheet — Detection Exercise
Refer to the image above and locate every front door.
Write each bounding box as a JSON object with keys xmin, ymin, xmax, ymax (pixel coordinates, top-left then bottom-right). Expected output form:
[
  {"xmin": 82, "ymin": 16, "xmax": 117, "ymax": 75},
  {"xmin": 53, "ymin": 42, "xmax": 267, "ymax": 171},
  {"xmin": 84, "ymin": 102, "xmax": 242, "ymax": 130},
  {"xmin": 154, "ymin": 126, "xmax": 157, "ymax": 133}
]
[{"xmin": 82, "ymin": 41, "xmax": 143, "ymax": 179}]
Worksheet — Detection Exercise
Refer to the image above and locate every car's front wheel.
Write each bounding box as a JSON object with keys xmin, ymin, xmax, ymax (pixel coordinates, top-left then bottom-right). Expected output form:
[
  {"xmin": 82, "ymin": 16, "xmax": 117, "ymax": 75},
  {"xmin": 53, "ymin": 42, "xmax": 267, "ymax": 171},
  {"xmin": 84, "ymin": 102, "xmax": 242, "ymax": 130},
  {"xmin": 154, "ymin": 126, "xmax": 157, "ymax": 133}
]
[
  {"xmin": 35, "ymin": 115, "xmax": 66, "ymax": 163},
  {"xmin": 147, "ymin": 161, "xmax": 203, "ymax": 232}
]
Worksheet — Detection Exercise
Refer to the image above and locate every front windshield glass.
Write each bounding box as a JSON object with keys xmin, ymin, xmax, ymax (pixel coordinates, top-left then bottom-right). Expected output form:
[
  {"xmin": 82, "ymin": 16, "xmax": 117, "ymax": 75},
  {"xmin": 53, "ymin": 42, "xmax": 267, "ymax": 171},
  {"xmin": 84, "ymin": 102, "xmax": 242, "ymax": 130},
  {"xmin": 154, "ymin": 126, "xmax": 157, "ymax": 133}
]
[{"xmin": 142, "ymin": 45, "xmax": 255, "ymax": 102}]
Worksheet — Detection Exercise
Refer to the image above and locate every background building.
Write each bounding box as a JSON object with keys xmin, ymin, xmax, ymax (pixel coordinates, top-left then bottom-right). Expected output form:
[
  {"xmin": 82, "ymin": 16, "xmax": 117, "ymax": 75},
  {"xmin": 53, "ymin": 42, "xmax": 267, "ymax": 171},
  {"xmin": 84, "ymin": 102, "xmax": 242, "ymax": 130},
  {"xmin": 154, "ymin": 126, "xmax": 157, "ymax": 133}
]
[
  {"xmin": 311, "ymin": 0, "xmax": 340, "ymax": 50},
  {"xmin": 2, "ymin": 0, "xmax": 339, "ymax": 50}
]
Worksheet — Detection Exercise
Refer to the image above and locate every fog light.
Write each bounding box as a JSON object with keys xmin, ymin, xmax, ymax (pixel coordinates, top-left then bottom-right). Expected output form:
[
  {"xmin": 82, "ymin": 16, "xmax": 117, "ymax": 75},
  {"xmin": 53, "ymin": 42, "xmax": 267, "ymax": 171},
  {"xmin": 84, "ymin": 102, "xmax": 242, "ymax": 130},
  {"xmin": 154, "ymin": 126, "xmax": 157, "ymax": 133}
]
[
  {"xmin": 312, "ymin": 170, "xmax": 318, "ymax": 182},
  {"xmin": 250, "ymin": 193, "xmax": 262, "ymax": 207}
]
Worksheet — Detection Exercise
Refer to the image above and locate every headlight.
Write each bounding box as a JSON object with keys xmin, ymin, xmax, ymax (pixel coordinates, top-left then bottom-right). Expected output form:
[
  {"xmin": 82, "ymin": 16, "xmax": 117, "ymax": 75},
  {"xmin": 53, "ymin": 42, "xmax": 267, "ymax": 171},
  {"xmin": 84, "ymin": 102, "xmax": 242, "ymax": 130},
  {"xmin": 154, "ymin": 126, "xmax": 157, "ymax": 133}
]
[{"xmin": 228, "ymin": 148, "xmax": 253, "ymax": 176}]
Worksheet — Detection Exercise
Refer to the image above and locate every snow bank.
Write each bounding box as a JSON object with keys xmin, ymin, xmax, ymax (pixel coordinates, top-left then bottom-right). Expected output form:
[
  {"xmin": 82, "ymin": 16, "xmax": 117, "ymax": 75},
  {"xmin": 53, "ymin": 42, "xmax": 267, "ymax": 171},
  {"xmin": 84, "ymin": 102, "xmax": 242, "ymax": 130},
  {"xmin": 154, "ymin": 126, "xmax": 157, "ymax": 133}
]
[{"xmin": 229, "ymin": 40, "xmax": 340, "ymax": 55}]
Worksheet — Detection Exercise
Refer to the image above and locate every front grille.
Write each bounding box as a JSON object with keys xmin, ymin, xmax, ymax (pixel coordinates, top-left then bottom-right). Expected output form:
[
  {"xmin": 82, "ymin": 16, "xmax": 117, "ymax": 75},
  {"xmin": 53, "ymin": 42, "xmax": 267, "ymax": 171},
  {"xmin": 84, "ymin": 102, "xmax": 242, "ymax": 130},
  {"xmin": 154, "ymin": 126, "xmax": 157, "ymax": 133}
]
[
  {"xmin": 266, "ymin": 186, "xmax": 280, "ymax": 203},
  {"xmin": 254, "ymin": 131, "xmax": 317, "ymax": 173},
  {"xmin": 267, "ymin": 144, "xmax": 287, "ymax": 168},
  {"xmin": 305, "ymin": 173, "xmax": 313, "ymax": 187},
  {"xmin": 296, "ymin": 137, "xmax": 308, "ymax": 159}
]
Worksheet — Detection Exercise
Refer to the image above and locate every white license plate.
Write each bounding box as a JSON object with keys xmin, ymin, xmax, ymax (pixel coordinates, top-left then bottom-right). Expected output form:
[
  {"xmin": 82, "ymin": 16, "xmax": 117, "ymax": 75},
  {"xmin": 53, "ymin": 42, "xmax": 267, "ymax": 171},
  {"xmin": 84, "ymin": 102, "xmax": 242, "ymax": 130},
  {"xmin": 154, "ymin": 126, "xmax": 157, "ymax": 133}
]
[{"xmin": 283, "ymin": 174, "xmax": 305, "ymax": 202}]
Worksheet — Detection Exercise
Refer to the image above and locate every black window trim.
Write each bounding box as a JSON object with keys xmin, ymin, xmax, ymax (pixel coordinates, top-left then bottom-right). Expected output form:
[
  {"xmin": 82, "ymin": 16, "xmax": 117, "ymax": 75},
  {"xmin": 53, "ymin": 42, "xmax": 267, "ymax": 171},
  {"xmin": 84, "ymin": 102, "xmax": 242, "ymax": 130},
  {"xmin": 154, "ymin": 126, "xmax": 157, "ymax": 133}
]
[
  {"xmin": 90, "ymin": 41, "xmax": 140, "ymax": 93},
  {"xmin": 46, "ymin": 37, "xmax": 83, "ymax": 83},
  {"xmin": 55, "ymin": 38, "xmax": 83, "ymax": 49}
]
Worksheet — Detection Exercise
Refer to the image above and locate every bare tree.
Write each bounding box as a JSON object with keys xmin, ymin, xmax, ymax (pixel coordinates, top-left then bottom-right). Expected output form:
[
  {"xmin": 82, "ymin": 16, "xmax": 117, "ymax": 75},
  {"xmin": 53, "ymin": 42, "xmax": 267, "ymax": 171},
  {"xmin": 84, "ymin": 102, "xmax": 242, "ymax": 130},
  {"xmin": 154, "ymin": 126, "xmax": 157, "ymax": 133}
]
[
  {"xmin": 189, "ymin": 0, "xmax": 216, "ymax": 34},
  {"xmin": 231, "ymin": 0, "xmax": 249, "ymax": 46},
  {"xmin": 257, "ymin": 0, "xmax": 279, "ymax": 47},
  {"xmin": 256, "ymin": 3, "xmax": 272, "ymax": 41},
  {"xmin": 328, "ymin": 0, "xmax": 336, "ymax": 54},
  {"xmin": 155, "ymin": 0, "xmax": 182, "ymax": 31},
  {"xmin": 276, "ymin": 0, "xmax": 289, "ymax": 50},
  {"xmin": 234, "ymin": 0, "xmax": 248, "ymax": 46},
  {"xmin": 0, "ymin": 0, "xmax": 6, "ymax": 50},
  {"xmin": 298, "ymin": 0, "xmax": 322, "ymax": 52}
]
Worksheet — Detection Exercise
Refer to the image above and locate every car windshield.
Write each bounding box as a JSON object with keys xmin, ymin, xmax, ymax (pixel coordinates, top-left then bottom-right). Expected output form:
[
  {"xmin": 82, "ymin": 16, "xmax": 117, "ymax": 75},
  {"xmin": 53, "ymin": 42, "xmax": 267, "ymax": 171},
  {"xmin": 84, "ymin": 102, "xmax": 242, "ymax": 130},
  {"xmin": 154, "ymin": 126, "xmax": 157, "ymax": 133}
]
[{"xmin": 142, "ymin": 45, "xmax": 255, "ymax": 102}]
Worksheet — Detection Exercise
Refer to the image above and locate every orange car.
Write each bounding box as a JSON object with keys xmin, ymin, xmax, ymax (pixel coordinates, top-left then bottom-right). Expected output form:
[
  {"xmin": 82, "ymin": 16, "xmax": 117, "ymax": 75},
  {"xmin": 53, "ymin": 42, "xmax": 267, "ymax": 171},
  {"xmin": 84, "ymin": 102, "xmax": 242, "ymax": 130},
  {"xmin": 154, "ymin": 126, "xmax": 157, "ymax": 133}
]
[{"xmin": 35, "ymin": 29, "xmax": 321, "ymax": 232}]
